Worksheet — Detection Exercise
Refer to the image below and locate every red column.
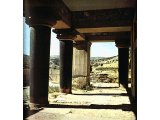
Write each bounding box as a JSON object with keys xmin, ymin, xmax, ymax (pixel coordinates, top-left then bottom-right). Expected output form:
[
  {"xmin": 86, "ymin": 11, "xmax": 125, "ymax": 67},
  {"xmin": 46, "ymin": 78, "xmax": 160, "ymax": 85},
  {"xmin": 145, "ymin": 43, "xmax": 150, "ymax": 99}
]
[
  {"xmin": 116, "ymin": 40, "xmax": 130, "ymax": 89},
  {"xmin": 118, "ymin": 48, "xmax": 129, "ymax": 88},
  {"xmin": 59, "ymin": 40, "xmax": 73, "ymax": 93},
  {"xmin": 30, "ymin": 25, "xmax": 51, "ymax": 105}
]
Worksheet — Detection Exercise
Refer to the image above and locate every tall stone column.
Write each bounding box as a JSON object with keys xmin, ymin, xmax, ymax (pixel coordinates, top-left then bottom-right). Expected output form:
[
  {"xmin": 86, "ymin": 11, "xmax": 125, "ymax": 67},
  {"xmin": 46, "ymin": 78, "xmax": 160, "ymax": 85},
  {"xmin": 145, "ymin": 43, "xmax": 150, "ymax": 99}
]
[
  {"xmin": 59, "ymin": 40, "xmax": 73, "ymax": 94},
  {"xmin": 30, "ymin": 25, "xmax": 51, "ymax": 105},
  {"xmin": 72, "ymin": 41, "xmax": 91, "ymax": 89},
  {"xmin": 116, "ymin": 40, "xmax": 130, "ymax": 89},
  {"xmin": 24, "ymin": 6, "xmax": 56, "ymax": 105},
  {"xmin": 131, "ymin": 11, "xmax": 137, "ymax": 102},
  {"xmin": 54, "ymin": 29, "xmax": 76, "ymax": 94}
]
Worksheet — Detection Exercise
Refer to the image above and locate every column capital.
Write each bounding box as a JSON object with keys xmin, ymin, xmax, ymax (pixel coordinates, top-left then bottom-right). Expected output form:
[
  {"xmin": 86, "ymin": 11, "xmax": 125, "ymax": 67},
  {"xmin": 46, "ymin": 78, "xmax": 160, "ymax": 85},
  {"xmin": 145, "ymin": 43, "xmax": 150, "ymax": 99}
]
[
  {"xmin": 24, "ymin": 0, "xmax": 71, "ymax": 28},
  {"xmin": 53, "ymin": 29, "xmax": 77, "ymax": 40},
  {"xmin": 115, "ymin": 39, "xmax": 130, "ymax": 48},
  {"xmin": 73, "ymin": 41, "xmax": 92, "ymax": 46},
  {"xmin": 73, "ymin": 41, "xmax": 91, "ymax": 51},
  {"xmin": 24, "ymin": 6, "xmax": 57, "ymax": 27}
]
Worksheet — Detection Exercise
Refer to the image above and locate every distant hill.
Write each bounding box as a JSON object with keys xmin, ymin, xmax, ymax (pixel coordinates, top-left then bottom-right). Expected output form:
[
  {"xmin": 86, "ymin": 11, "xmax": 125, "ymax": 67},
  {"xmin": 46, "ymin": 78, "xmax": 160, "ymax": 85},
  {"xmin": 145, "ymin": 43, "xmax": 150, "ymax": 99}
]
[
  {"xmin": 23, "ymin": 54, "xmax": 60, "ymax": 68},
  {"xmin": 23, "ymin": 54, "xmax": 119, "ymax": 69},
  {"xmin": 91, "ymin": 56, "xmax": 118, "ymax": 65},
  {"xmin": 90, "ymin": 57, "xmax": 106, "ymax": 61}
]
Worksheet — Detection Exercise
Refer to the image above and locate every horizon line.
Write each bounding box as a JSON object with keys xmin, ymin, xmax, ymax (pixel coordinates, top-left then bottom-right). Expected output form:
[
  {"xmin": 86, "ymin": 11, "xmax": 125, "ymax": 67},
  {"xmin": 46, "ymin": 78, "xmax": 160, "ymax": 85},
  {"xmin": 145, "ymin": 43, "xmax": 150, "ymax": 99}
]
[{"xmin": 23, "ymin": 53, "xmax": 118, "ymax": 58}]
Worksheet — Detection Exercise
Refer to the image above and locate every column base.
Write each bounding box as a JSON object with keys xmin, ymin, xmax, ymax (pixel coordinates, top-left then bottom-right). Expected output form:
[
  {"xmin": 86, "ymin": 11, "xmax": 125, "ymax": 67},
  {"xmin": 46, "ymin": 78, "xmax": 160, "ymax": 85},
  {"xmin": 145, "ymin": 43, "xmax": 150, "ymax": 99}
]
[
  {"xmin": 72, "ymin": 76, "xmax": 90, "ymax": 89},
  {"xmin": 30, "ymin": 97, "xmax": 49, "ymax": 106},
  {"xmin": 60, "ymin": 88, "xmax": 72, "ymax": 94}
]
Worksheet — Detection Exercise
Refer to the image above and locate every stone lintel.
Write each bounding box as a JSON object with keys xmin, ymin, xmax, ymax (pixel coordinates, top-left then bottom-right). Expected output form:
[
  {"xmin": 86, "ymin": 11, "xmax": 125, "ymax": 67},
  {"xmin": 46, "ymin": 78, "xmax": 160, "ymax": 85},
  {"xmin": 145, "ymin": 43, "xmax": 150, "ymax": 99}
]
[
  {"xmin": 72, "ymin": 8, "xmax": 134, "ymax": 28},
  {"xmin": 53, "ymin": 28, "xmax": 77, "ymax": 34}
]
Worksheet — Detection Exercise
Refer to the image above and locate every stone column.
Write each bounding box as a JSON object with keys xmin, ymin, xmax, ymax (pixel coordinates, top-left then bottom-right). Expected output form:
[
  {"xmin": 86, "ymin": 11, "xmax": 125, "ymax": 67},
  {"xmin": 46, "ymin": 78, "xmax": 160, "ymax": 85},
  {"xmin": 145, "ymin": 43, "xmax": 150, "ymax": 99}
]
[
  {"xmin": 131, "ymin": 11, "xmax": 137, "ymax": 101},
  {"xmin": 72, "ymin": 41, "xmax": 91, "ymax": 89},
  {"xmin": 29, "ymin": 25, "xmax": 51, "ymax": 105},
  {"xmin": 24, "ymin": 6, "xmax": 56, "ymax": 105},
  {"xmin": 53, "ymin": 29, "xmax": 77, "ymax": 94},
  {"xmin": 116, "ymin": 40, "xmax": 130, "ymax": 89},
  {"xmin": 59, "ymin": 40, "xmax": 73, "ymax": 94}
]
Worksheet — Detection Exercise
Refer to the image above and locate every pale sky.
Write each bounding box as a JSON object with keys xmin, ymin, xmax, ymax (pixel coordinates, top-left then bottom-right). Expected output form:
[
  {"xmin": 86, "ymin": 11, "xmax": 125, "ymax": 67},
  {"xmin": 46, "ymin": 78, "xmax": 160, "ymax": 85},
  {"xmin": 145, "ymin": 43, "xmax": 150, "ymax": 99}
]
[{"xmin": 23, "ymin": 21, "xmax": 118, "ymax": 57}]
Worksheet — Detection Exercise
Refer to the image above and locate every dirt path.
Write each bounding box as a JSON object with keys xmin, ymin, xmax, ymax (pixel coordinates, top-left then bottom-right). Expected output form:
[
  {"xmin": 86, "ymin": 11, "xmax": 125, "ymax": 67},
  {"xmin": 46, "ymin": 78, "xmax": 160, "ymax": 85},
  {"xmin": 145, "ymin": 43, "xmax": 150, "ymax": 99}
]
[{"xmin": 26, "ymin": 83, "xmax": 136, "ymax": 120}]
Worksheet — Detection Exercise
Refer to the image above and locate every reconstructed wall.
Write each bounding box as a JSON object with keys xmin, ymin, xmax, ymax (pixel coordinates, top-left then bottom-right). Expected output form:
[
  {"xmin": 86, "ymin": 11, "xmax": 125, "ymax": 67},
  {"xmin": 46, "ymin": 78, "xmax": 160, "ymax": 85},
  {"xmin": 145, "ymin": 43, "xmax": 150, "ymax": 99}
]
[{"xmin": 72, "ymin": 41, "xmax": 91, "ymax": 88}]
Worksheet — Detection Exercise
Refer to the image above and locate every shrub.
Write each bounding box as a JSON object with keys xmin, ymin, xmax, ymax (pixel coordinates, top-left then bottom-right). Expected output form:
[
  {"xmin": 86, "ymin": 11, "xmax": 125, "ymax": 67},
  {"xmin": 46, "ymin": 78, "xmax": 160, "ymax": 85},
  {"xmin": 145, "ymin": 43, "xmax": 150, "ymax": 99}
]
[
  {"xmin": 48, "ymin": 86, "xmax": 60, "ymax": 93},
  {"xmin": 72, "ymin": 77, "xmax": 93, "ymax": 90}
]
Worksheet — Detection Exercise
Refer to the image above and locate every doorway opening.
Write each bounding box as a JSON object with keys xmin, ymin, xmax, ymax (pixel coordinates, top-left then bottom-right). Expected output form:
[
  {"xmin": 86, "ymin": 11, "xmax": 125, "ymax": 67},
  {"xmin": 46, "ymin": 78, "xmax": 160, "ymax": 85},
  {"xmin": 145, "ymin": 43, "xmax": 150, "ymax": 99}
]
[{"xmin": 90, "ymin": 42, "xmax": 119, "ymax": 88}]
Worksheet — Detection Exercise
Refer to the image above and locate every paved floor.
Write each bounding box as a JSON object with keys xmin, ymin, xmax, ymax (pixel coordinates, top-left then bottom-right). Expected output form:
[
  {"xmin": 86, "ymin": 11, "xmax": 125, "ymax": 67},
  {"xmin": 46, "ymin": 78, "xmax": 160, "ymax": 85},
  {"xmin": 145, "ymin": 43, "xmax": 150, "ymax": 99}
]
[{"xmin": 25, "ymin": 83, "xmax": 136, "ymax": 120}]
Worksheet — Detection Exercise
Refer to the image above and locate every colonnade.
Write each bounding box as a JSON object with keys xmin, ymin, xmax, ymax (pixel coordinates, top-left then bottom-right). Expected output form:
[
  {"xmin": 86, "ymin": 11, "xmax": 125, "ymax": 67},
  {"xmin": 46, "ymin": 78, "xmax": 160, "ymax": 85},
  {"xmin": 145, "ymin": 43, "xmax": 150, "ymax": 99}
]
[{"xmin": 29, "ymin": 28, "xmax": 131, "ymax": 105}]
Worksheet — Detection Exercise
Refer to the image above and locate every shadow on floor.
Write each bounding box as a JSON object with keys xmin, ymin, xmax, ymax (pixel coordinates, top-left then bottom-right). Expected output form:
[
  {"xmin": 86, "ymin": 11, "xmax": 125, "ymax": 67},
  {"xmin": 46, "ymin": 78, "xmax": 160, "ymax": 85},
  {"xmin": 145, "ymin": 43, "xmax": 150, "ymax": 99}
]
[
  {"xmin": 93, "ymin": 86, "xmax": 119, "ymax": 89},
  {"xmin": 46, "ymin": 104, "xmax": 133, "ymax": 111},
  {"xmin": 126, "ymin": 88, "xmax": 137, "ymax": 117},
  {"xmin": 72, "ymin": 93, "xmax": 127, "ymax": 96},
  {"xmin": 23, "ymin": 107, "xmax": 44, "ymax": 120}
]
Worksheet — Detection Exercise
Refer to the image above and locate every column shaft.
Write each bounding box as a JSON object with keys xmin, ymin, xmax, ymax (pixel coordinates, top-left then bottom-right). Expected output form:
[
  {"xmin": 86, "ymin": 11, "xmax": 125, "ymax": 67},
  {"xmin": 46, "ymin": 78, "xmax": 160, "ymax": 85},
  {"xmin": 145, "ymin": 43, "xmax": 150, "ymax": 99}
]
[
  {"xmin": 118, "ymin": 48, "xmax": 129, "ymax": 88},
  {"xmin": 72, "ymin": 41, "xmax": 91, "ymax": 89},
  {"xmin": 30, "ymin": 25, "xmax": 51, "ymax": 104},
  {"xmin": 60, "ymin": 40, "xmax": 73, "ymax": 93}
]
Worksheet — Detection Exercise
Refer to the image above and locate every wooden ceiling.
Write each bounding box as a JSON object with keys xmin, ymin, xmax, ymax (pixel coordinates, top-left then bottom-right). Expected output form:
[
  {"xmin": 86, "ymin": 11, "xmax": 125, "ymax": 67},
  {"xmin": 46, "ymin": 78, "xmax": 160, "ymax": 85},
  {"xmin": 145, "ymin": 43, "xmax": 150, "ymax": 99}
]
[{"xmin": 62, "ymin": 0, "xmax": 136, "ymax": 11}]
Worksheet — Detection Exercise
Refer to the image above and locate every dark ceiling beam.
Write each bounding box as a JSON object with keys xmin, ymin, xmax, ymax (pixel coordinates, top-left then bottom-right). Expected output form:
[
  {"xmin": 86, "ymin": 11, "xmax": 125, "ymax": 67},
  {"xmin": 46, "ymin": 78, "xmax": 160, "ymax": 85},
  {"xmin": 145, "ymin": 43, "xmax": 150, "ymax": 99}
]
[
  {"xmin": 86, "ymin": 35, "xmax": 130, "ymax": 41},
  {"xmin": 85, "ymin": 32, "xmax": 131, "ymax": 41},
  {"xmin": 72, "ymin": 8, "xmax": 135, "ymax": 28},
  {"xmin": 63, "ymin": 0, "xmax": 136, "ymax": 11},
  {"xmin": 53, "ymin": 29, "xmax": 78, "ymax": 34},
  {"xmin": 86, "ymin": 32, "xmax": 130, "ymax": 36}
]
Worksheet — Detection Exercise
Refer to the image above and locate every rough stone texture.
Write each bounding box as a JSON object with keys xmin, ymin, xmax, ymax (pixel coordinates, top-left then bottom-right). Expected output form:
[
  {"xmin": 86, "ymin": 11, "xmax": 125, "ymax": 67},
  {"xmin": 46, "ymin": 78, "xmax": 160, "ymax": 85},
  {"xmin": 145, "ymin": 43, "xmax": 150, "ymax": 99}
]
[
  {"xmin": 25, "ymin": 83, "xmax": 136, "ymax": 120},
  {"xmin": 26, "ymin": 108, "xmax": 135, "ymax": 120},
  {"xmin": 72, "ymin": 41, "xmax": 91, "ymax": 88},
  {"xmin": 72, "ymin": 77, "xmax": 90, "ymax": 89},
  {"xmin": 72, "ymin": 41, "xmax": 91, "ymax": 77}
]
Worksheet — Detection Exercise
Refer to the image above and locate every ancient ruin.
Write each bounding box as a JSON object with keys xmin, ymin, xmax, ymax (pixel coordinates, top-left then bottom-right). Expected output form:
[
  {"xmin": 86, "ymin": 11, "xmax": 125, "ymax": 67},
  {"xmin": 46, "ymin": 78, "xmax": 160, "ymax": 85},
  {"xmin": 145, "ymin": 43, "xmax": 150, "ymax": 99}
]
[{"xmin": 23, "ymin": 0, "xmax": 137, "ymax": 119}]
